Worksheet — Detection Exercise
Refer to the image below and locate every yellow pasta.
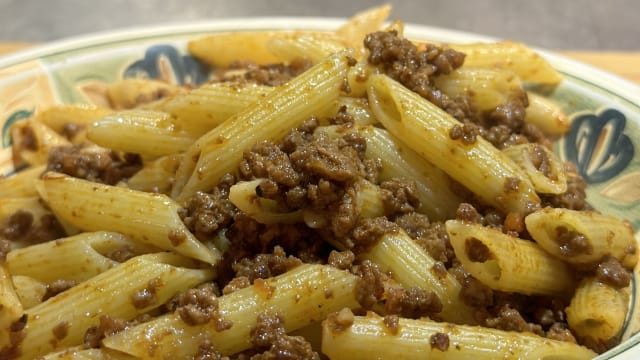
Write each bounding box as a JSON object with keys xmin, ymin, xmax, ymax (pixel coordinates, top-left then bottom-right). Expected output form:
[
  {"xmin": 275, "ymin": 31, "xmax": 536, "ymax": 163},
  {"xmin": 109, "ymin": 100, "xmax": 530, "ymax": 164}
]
[
  {"xmin": 10, "ymin": 119, "xmax": 71, "ymax": 166},
  {"xmin": 502, "ymin": 143, "xmax": 567, "ymax": 194},
  {"xmin": 525, "ymin": 207, "xmax": 638, "ymax": 266},
  {"xmin": 447, "ymin": 219, "xmax": 574, "ymax": 296},
  {"xmin": 40, "ymin": 172, "xmax": 220, "ymax": 264},
  {"xmin": 525, "ymin": 91, "xmax": 571, "ymax": 137},
  {"xmin": 367, "ymin": 73, "xmax": 540, "ymax": 214},
  {"xmin": 12, "ymin": 252, "xmax": 214, "ymax": 359},
  {"xmin": 103, "ymin": 264, "xmax": 360, "ymax": 358},
  {"xmin": 321, "ymin": 312, "xmax": 597, "ymax": 360},
  {"xmin": 0, "ymin": 165, "xmax": 45, "ymax": 198},
  {"xmin": 172, "ymin": 50, "xmax": 354, "ymax": 201}
]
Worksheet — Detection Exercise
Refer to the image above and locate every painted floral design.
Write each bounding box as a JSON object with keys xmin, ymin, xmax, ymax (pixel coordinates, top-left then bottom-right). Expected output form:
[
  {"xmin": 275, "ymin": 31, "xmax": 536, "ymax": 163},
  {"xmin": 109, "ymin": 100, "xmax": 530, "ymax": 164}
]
[
  {"xmin": 124, "ymin": 44, "xmax": 210, "ymax": 86},
  {"xmin": 562, "ymin": 108, "xmax": 634, "ymax": 184}
]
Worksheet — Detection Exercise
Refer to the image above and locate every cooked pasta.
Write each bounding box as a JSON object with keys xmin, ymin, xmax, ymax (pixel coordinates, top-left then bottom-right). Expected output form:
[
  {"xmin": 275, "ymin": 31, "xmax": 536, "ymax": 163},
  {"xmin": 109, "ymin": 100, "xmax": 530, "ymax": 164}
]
[{"xmin": 0, "ymin": 5, "xmax": 636, "ymax": 360}]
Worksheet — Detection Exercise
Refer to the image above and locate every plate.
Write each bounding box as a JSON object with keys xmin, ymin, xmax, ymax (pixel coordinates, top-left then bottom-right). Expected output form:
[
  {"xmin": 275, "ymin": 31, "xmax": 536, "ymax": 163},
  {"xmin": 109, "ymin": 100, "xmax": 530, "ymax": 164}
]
[{"xmin": 0, "ymin": 18, "xmax": 639, "ymax": 359}]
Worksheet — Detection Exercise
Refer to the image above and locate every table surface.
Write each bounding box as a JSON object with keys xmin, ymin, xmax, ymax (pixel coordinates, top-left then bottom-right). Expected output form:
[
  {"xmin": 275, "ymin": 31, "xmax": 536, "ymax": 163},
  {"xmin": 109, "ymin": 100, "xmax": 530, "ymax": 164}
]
[{"xmin": 1, "ymin": 43, "xmax": 638, "ymax": 85}]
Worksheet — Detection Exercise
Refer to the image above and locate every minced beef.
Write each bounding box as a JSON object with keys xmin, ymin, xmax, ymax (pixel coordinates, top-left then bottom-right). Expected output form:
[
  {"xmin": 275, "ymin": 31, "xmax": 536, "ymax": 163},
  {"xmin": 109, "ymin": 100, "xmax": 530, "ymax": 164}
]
[
  {"xmin": 1, "ymin": 210, "xmax": 32, "ymax": 240},
  {"xmin": 249, "ymin": 313, "xmax": 317, "ymax": 360},
  {"xmin": 42, "ymin": 279, "xmax": 78, "ymax": 302},
  {"xmin": 394, "ymin": 213, "xmax": 454, "ymax": 265},
  {"xmin": 0, "ymin": 239, "xmax": 10, "ymax": 260},
  {"xmin": 105, "ymin": 245, "xmax": 137, "ymax": 263},
  {"xmin": 364, "ymin": 30, "xmax": 474, "ymax": 123},
  {"xmin": 459, "ymin": 275, "xmax": 494, "ymax": 308},
  {"xmin": 383, "ymin": 314, "xmax": 400, "ymax": 335},
  {"xmin": 530, "ymin": 144, "xmax": 553, "ymax": 178},
  {"xmin": 384, "ymin": 286, "xmax": 442, "ymax": 319},
  {"xmin": 83, "ymin": 314, "xmax": 151, "ymax": 349},
  {"xmin": 484, "ymin": 304, "xmax": 543, "ymax": 336},
  {"xmin": 47, "ymin": 145, "xmax": 142, "ymax": 185},
  {"xmin": 349, "ymin": 217, "xmax": 398, "ymax": 252},
  {"xmin": 326, "ymin": 308, "xmax": 355, "ymax": 333},
  {"xmin": 213, "ymin": 58, "xmax": 313, "ymax": 87},
  {"xmin": 173, "ymin": 283, "xmax": 232, "ymax": 330},
  {"xmin": 546, "ymin": 323, "xmax": 577, "ymax": 343},
  {"xmin": 380, "ymin": 178, "xmax": 420, "ymax": 216},
  {"xmin": 595, "ymin": 256, "xmax": 631, "ymax": 288},
  {"xmin": 554, "ymin": 226, "xmax": 592, "ymax": 257},
  {"xmin": 194, "ymin": 338, "xmax": 231, "ymax": 360},
  {"xmin": 355, "ymin": 260, "xmax": 388, "ymax": 310},
  {"xmin": 131, "ymin": 278, "xmax": 161, "ymax": 309},
  {"xmin": 1, "ymin": 210, "xmax": 65, "ymax": 246},
  {"xmin": 179, "ymin": 176, "xmax": 237, "ymax": 242},
  {"xmin": 222, "ymin": 276, "xmax": 251, "ymax": 295},
  {"xmin": 327, "ymin": 250, "xmax": 355, "ymax": 270},
  {"xmin": 541, "ymin": 162, "xmax": 590, "ymax": 210},
  {"xmin": 232, "ymin": 246, "xmax": 302, "ymax": 282},
  {"xmin": 430, "ymin": 332, "xmax": 450, "ymax": 351},
  {"xmin": 465, "ymin": 238, "xmax": 492, "ymax": 263},
  {"xmin": 51, "ymin": 321, "xmax": 69, "ymax": 340},
  {"xmin": 449, "ymin": 123, "xmax": 478, "ymax": 144}
]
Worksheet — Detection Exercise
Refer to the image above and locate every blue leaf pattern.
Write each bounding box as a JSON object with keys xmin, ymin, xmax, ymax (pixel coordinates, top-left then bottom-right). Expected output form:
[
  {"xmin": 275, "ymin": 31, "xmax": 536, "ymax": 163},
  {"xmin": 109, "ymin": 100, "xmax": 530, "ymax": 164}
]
[
  {"xmin": 124, "ymin": 45, "xmax": 209, "ymax": 86},
  {"xmin": 2, "ymin": 109, "xmax": 35, "ymax": 148},
  {"xmin": 563, "ymin": 108, "xmax": 634, "ymax": 183}
]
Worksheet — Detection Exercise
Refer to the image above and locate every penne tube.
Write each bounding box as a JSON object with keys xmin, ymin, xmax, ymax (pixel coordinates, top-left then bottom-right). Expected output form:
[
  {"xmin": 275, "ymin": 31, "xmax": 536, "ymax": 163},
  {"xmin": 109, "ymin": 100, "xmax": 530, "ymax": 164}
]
[
  {"xmin": 188, "ymin": 30, "xmax": 319, "ymax": 67},
  {"xmin": 87, "ymin": 109, "xmax": 196, "ymax": 158},
  {"xmin": 525, "ymin": 92, "xmax": 570, "ymax": 137},
  {"xmin": 0, "ymin": 265, "xmax": 23, "ymax": 349},
  {"xmin": 433, "ymin": 67, "xmax": 523, "ymax": 111},
  {"xmin": 11, "ymin": 275, "xmax": 46, "ymax": 309},
  {"xmin": 6, "ymin": 231, "xmax": 157, "ymax": 284},
  {"xmin": 40, "ymin": 172, "xmax": 220, "ymax": 264},
  {"xmin": 502, "ymin": 143, "xmax": 567, "ymax": 194},
  {"xmin": 354, "ymin": 180, "xmax": 385, "ymax": 219},
  {"xmin": 566, "ymin": 277, "xmax": 628, "ymax": 346},
  {"xmin": 315, "ymin": 125, "xmax": 462, "ymax": 220},
  {"xmin": 336, "ymin": 4, "xmax": 391, "ymax": 53},
  {"xmin": 0, "ymin": 196, "xmax": 50, "ymax": 223},
  {"xmin": 0, "ymin": 164, "xmax": 45, "ymax": 198},
  {"xmin": 446, "ymin": 220, "xmax": 574, "ymax": 296},
  {"xmin": 449, "ymin": 41, "xmax": 563, "ymax": 85},
  {"xmin": 267, "ymin": 32, "xmax": 347, "ymax": 63},
  {"xmin": 363, "ymin": 229, "xmax": 476, "ymax": 324},
  {"xmin": 37, "ymin": 104, "xmax": 113, "ymax": 144},
  {"xmin": 172, "ymin": 50, "xmax": 354, "ymax": 201},
  {"xmin": 229, "ymin": 179, "xmax": 303, "ymax": 224},
  {"xmin": 11, "ymin": 119, "xmax": 72, "ymax": 166},
  {"xmin": 321, "ymin": 312, "xmax": 596, "ymax": 360},
  {"xmin": 41, "ymin": 346, "xmax": 137, "ymax": 360},
  {"xmin": 125, "ymin": 154, "xmax": 182, "ymax": 194},
  {"xmin": 12, "ymin": 252, "xmax": 214, "ymax": 359},
  {"xmin": 103, "ymin": 264, "xmax": 360, "ymax": 358},
  {"xmin": 159, "ymin": 83, "xmax": 274, "ymax": 134},
  {"xmin": 106, "ymin": 78, "xmax": 181, "ymax": 110},
  {"xmin": 367, "ymin": 74, "xmax": 539, "ymax": 214},
  {"xmin": 329, "ymin": 97, "xmax": 376, "ymax": 125},
  {"xmin": 525, "ymin": 207, "xmax": 638, "ymax": 267}
]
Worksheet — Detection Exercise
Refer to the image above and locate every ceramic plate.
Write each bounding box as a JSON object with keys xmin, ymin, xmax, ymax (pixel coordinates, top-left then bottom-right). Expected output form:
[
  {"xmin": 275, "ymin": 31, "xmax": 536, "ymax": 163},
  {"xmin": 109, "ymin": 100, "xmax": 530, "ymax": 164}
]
[{"xmin": 0, "ymin": 18, "xmax": 638, "ymax": 359}]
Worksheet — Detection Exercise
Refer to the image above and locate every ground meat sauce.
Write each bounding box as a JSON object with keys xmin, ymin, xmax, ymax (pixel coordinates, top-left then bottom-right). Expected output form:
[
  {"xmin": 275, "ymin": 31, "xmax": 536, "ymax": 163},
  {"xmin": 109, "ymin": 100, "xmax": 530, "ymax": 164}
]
[
  {"xmin": 42, "ymin": 279, "xmax": 79, "ymax": 302},
  {"xmin": 249, "ymin": 313, "xmax": 317, "ymax": 360},
  {"xmin": 554, "ymin": 226, "xmax": 593, "ymax": 257},
  {"xmin": 1, "ymin": 27, "xmax": 626, "ymax": 358},
  {"xmin": 47, "ymin": 144, "xmax": 142, "ymax": 185}
]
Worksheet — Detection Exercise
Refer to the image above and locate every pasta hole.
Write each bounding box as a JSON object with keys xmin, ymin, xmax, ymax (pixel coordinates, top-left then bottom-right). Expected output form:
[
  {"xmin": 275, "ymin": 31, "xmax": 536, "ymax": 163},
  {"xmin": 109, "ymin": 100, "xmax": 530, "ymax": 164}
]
[{"xmin": 552, "ymin": 225, "xmax": 593, "ymax": 257}]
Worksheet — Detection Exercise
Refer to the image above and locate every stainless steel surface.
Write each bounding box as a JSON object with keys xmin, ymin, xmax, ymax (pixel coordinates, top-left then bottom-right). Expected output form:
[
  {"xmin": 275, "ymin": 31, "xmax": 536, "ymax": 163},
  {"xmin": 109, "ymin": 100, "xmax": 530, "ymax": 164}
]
[{"xmin": 1, "ymin": 0, "xmax": 638, "ymax": 50}]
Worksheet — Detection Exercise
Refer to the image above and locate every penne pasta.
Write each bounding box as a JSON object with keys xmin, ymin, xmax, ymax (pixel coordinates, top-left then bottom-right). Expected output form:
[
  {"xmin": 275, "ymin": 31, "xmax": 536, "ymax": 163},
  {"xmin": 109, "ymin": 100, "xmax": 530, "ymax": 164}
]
[
  {"xmin": 566, "ymin": 277, "xmax": 628, "ymax": 347},
  {"xmin": 363, "ymin": 229, "xmax": 476, "ymax": 324},
  {"xmin": 448, "ymin": 41, "xmax": 563, "ymax": 85},
  {"xmin": 0, "ymin": 165, "xmax": 45, "ymax": 198},
  {"xmin": 502, "ymin": 143, "xmax": 567, "ymax": 194},
  {"xmin": 229, "ymin": 179, "xmax": 303, "ymax": 224},
  {"xmin": 39, "ymin": 172, "xmax": 220, "ymax": 264},
  {"xmin": 367, "ymin": 74, "xmax": 540, "ymax": 214},
  {"xmin": 446, "ymin": 220, "xmax": 574, "ymax": 296},
  {"xmin": 321, "ymin": 312, "xmax": 596, "ymax": 360},
  {"xmin": 41, "ymin": 346, "xmax": 137, "ymax": 360},
  {"xmin": 433, "ymin": 67, "xmax": 523, "ymax": 111},
  {"xmin": 11, "ymin": 275, "xmax": 46, "ymax": 309},
  {"xmin": 267, "ymin": 32, "xmax": 347, "ymax": 63},
  {"xmin": 11, "ymin": 252, "xmax": 214, "ymax": 359},
  {"xmin": 6, "ymin": 231, "xmax": 157, "ymax": 284},
  {"xmin": 172, "ymin": 50, "xmax": 354, "ymax": 201},
  {"xmin": 106, "ymin": 78, "xmax": 182, "ymax": 110},
  {"xmin": 525, "ymin": 207, "xmax": 638, "ymax": 267},
  {"xmin": 160, "ymin": 83, "xmax": 274, "ymax": 134},
  {"xmin": 336, "ymin": 4, "xmax": 391, "ymax": 54},
  {"xmin": 525, "ymin": 92, "xmax": 571, "ymax": 137},
  {"xmin": 125, "ymin": 153, "xmax": 181, "ymax": 194},
  {"xmin": 103, "ymin": 264, "xmax": 360, "ymax": 358},
  {"xmin": 0, "ymin": 265, "xmax": 23, "ymax": 349},
  {"xmin": 10, "ymin": 119, "xmax": 72, "ymax": 167},
  {"xmin": 315, "ymin": 125, "xmax": 463, "ymax": 220},
  {"xmin": 87, "ymin": 109, "xmax": 197, "ymax": 158}
]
